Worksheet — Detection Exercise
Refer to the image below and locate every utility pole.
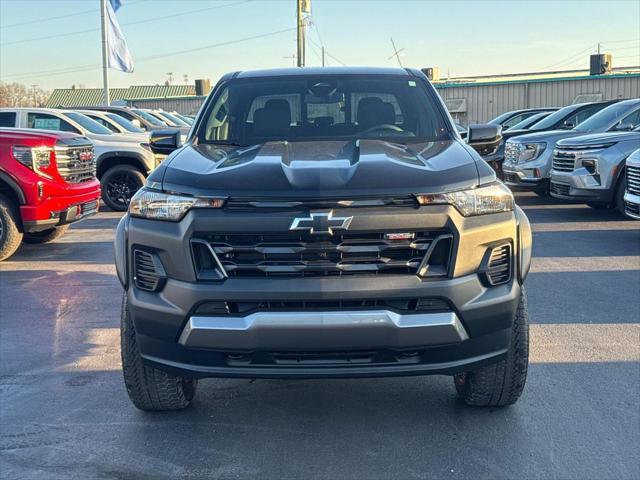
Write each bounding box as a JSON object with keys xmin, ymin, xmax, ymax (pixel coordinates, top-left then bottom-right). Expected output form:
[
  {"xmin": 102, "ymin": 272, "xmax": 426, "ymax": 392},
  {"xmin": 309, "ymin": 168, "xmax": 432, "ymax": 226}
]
[
  {"xmin": 322, "ymin": 46, "xmax": 325, "ymax": 67},
  {"xmin": 296, "ymin": 0, "xmax": 306, "ymax": 67},
  {"xmin": 100, "ymin": 0, "xmax": 110, "ymax": 105}
]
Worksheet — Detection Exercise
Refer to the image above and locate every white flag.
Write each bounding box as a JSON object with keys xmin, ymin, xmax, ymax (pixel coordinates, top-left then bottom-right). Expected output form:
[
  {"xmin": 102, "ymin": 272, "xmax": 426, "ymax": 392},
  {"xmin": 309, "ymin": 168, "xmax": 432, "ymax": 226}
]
[{"xmin": 106, "ymin": 0, "xmax": 134, "ymax": 73}]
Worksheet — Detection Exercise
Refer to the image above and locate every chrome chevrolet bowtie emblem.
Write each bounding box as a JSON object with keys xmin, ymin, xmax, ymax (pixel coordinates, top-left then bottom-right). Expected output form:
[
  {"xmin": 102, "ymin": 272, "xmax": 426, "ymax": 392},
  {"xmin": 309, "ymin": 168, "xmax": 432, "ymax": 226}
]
[{"xmin": 290, "ymin": 211, "xmax": 353, "ymax": 235}]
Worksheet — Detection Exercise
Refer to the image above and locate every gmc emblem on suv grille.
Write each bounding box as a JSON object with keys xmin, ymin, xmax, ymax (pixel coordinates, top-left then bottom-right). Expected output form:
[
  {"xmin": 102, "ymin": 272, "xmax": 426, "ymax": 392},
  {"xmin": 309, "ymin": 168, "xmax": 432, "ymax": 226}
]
[
  {"xmin": 290, "ymin": 211, "xmax": 353, "ymax": 235},
  {"xmin": 78, "ymin": 151, "xmax": 93, "ymax": 162}
]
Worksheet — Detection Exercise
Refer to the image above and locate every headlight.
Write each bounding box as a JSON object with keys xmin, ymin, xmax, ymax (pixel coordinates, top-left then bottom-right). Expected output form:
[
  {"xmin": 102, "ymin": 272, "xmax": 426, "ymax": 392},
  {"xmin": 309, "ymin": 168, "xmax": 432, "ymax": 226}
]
[
  {"xmin": 518, "ymin": 142, "xmax": 546, "ymax": 162},
  {"xmin": 416, "ymin": 182, "xmax": 514, "ymax": 216},
  {"xmin": 129, "ymin": 188, "xmax": 225, "ymax": 221}
]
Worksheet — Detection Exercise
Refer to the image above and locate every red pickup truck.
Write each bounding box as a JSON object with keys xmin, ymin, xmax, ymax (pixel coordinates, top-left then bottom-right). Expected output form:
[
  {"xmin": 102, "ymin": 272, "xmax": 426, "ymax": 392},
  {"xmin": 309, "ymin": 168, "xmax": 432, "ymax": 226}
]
[{"xmin": 0, "ymin": 129, "xmax": 101, "ymax": 261}]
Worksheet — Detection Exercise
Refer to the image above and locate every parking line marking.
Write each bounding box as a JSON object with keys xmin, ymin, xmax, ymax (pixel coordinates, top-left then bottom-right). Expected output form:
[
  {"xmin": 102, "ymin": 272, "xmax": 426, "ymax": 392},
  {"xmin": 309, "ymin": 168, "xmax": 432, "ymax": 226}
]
[{"xmin": 530, "ymin": 256, "xmax": 640, "ymax": 272}]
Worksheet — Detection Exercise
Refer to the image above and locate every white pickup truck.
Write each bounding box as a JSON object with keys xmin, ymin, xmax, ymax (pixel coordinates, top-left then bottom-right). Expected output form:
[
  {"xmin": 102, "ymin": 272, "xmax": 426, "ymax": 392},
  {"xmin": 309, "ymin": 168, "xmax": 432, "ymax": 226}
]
[{"xmin": 0, "ymin": 108, "xmax": 157, "ymax": 211}]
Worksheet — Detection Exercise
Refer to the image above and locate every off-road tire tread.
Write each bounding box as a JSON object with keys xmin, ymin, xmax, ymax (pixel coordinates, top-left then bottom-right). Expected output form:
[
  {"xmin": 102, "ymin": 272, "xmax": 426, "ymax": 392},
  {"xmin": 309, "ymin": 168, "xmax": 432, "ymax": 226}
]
[
  {"xmin": 121, "ymin": 294, "xmax": 197, "ymax": 411},
  {"xmin": 23, "ymin": 225, "xmax": 69, "ymax": 244},
  {"xmin": 0, "ymin": 193, "xmax": 23, "ymax": 261},
  {"xmin": 454, "ymin": 287, "xmax": 529, "ymax": 406}
]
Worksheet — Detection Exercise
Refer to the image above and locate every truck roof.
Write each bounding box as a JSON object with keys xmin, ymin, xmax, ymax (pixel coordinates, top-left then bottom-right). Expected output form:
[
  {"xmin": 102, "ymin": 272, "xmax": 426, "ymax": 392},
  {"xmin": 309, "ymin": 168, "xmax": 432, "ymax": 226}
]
[
  {"xmin": 235, "ymin": 66, "xmax": 412, "ymax": 79},
  {"xmin": 0, "ymin": 127, "xmax": 85, "ymax": 141}
]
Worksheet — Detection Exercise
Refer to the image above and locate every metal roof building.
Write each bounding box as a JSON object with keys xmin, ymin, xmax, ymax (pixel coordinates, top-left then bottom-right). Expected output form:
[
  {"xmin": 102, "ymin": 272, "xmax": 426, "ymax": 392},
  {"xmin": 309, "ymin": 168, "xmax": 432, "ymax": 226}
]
[
  {"xmin": 434, "ymin": 68, "xmax": 640, "ymax": 125},
  {"xmin": 45, "ymin": 85, "xmax": 196, "ymax": 108}
]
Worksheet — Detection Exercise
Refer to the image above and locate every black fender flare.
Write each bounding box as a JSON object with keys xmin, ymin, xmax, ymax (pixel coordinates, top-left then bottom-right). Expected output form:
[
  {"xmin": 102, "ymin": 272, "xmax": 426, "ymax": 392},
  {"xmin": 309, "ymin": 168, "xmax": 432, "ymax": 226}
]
[
  {"xmin": 514, "ymin": 205, "xmax": 532, "ymax": 283},
  {"xmin": 0, "ymin": 171, "xmax": 26, "ymax": 204}
]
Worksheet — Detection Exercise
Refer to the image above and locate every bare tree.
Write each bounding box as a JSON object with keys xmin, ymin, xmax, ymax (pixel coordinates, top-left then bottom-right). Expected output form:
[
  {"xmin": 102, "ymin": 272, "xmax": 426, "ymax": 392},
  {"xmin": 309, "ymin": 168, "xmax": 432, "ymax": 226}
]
[{"xmin": 0, "ymin": 82, "xmax": 50, "ymax": 107}]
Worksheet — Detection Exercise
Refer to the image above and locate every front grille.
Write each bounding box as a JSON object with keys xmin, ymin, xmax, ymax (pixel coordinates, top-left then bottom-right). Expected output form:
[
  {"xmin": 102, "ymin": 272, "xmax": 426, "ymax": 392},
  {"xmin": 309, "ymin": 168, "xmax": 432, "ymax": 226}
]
[
  {"xmin": 133, "ymin": 249, "xmax": 166, "ymax": 291},
  {"xmin": 551, "ymin": 181, "xmax": 570, "ymax": 196},
  {"xmin": 627, "ymin": 165, "xmax": 640, "ymax": 196},
  {"xmin": 552, "ymin": 149, "xmax": 576, "ymax": 172},
  {"xmin": 504, "ymin": 142, "xmax": 519, "ymax": 164},
  {"xmin": 480, "ymin": 243, "xmax": 512, "ymax": 286},
  {"xmin": 55, "ymin": 145, "xmax": 96, "ymax": 184},
  {"xmin": 192, "ymin": 230, "xmax": 453, "ymax": 278}
]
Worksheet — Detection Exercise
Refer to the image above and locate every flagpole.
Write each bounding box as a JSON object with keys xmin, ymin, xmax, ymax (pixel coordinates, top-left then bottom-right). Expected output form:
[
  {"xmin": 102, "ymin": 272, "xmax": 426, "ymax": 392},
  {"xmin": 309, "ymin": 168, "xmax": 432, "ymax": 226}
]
[{"xmin": 100, "ymin": 0, "xmax": 110, "ymax": 105}]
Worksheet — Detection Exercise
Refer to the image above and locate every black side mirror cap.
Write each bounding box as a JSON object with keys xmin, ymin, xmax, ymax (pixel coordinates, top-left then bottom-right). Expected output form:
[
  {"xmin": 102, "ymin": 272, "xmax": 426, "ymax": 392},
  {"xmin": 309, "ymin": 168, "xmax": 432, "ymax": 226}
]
[
  {"xmin": 467, "ymin": 124, "xmax": 502, "ymax": 156},
  {"xmin": 149, "ymin": 129, "xmax": 182, "ymax": 155}
]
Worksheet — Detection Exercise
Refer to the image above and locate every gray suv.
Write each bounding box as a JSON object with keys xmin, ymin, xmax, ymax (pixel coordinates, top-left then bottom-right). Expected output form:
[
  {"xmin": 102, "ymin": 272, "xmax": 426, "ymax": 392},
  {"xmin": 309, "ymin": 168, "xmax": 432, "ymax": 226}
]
[
  {"xmin": 550, "ymin": 126, "xmax": 640, "ymax": 212},
  {"xmin": 114, "ymin": 67, "xmax": 532, "ymax": 411}
]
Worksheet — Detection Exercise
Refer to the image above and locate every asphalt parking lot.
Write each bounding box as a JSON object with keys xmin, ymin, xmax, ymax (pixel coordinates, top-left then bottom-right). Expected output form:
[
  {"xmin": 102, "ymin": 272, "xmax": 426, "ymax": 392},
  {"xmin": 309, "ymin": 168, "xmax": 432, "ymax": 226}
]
[{"xmin": 1, "ymin": 191, "xmax": 639, "ymax": 480}]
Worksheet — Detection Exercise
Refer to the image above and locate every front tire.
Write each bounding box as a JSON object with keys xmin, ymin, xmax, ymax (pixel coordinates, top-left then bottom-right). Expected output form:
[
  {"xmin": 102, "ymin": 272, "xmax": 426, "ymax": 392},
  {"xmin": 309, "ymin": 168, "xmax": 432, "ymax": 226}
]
[
  {"xmin": 0, "ymin": 193, "xmax": 23, "ymax": 261},
  {"xmin": 23, "ymin": 225, "xmax": 69, "ymax": 244},
  {"xmin": 454, "ymin": 287, "xmax": 529, "ymax": 407},
  {"xmin": 121, "ymin": 294, "xmax": 198, "ymax": 411},
  {"xmin": 101, "ymin": 165, "xmax": 145, "ymax": 211}
]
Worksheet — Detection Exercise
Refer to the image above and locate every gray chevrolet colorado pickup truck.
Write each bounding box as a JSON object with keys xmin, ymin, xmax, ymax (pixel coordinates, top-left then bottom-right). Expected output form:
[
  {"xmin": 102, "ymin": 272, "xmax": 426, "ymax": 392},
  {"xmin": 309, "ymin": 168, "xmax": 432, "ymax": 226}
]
[{"xmin": 114, "ymin": 67, "xmax": 532, "ymax": 411}]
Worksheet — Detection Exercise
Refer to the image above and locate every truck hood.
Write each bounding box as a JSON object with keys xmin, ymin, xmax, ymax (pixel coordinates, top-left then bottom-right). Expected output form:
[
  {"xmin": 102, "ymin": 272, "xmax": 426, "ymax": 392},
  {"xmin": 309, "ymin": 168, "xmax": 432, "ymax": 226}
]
[
  {"xmin": 160, "ymin": 139, "xmax": 482, "ymax": 198},
  {"xmin": 557, "ymin": 131, "xmax": 640, "ymax": 147},
  {"xmin": 507, "ymin": 129, "xmax": 580, "ymax": 144},
  {"xmin": 89, "ymin": 133, "xmax": 146, "ymax": 144}
]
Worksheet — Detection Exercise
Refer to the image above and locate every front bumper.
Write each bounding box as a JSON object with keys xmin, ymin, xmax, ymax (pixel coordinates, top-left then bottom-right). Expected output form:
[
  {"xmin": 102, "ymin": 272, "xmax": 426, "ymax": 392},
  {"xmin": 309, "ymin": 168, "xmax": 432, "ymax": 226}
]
[
  {"xmin": 549, "ymin": 168, "xmax": 614, "ymax": 203},
  {"xmin": 116, "ymin": 204, "xmax": 531, "ymax": 378},
  {"xmin": 502, "ymin": 148, "xmax": 553, "ymax": 189},
  {"xmin": 21, "ymin": 186, "xmax": 101, "ymax": 232}
]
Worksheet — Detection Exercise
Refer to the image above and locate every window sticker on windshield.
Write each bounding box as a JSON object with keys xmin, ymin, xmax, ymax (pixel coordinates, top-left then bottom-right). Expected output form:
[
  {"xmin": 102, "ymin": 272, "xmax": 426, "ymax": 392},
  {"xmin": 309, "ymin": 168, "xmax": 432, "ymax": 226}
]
[
  {"xmin": 408, "ymin": 81, "xmax": 416, "ymax": 87},
  {"xmin": 34, "ymin": 118, "xmax": 60, "ymax": 130}
]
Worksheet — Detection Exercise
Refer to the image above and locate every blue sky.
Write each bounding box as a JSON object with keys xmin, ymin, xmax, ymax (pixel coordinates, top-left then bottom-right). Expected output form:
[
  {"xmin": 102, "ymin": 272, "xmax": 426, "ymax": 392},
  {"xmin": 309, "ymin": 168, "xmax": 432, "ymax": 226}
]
[{"xmin": 1, "ymin": 0, "xmax": 639, "ymax": 90}]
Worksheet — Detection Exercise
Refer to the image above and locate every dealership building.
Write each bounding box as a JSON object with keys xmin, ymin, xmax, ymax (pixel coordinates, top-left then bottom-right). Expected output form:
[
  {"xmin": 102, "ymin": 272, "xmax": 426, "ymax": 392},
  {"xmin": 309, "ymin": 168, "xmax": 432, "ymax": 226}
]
[{"xmin": 46, "ymin": 66, "xmax": 640, "ymax": 124}]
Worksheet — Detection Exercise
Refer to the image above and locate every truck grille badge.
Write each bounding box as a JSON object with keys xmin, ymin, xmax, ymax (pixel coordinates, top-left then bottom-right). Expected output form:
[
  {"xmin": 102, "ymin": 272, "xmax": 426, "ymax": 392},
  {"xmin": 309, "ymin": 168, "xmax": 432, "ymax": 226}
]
[{"xmin": 290, "ymin": 211, "xmax": 353, "ymax": 235}]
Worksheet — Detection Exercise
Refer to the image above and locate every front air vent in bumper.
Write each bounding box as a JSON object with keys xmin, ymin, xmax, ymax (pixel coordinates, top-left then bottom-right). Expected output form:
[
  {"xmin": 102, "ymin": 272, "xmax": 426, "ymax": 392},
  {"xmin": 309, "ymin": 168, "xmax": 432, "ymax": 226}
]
[
  {"xmin": 479, "ymin": 243, "xmax": 512, "ymax": 287},
  {"xmin": 133, "ymin": 249, "xmax": 167, "ymax": 292}
]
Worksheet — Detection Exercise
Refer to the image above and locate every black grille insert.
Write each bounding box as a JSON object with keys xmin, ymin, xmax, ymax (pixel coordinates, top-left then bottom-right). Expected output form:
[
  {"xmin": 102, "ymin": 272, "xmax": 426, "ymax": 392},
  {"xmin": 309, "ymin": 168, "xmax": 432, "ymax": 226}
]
[
  {"xmin": 195, "ymin": 297, "xmax": 453, "ymax": 315},
  {"xmin": 133, "ymin": 249, "xmax": 166, "ymax": 292},
  {"xmin": 480, "ymin": 243, "xmax": 512, "ymax": 286},
  {"xmin": 627, "ymin": 165, "xmax": 640, "ymax": 196},
  {"xmin": 192, "ymin": 231, "xmax": 453, "ymax": 278},
  {"xmin": 550, "ymin": 181, "xmax": 570, "ymax": 196}
]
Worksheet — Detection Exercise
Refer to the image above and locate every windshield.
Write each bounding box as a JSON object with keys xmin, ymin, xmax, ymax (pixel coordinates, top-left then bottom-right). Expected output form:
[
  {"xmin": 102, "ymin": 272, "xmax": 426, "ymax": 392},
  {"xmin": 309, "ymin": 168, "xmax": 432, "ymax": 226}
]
[
  {"xmin": 509, "ymin": 112, "xmax": 550, "ymax": 130},
  {"xmin": 132, "ymin": 109, "xmax": 167, "ymax": 126},
  {"xmin": 65, "ymin": 112, "xmax": 113, "ymax": 135},
  {"xmin": 528, "ymin": 105, "xmax": 579, "ymax": 131},
  {"xmin": 174, "ymin": 113, "xmax": 194, "ymax": 125},
  {"xmin": 574, "ymin": 103, "xmax": 635, "ymax": 133},
  {"xmin": 489, "ymin": 111, "xmax": 515, "ymax": 125},
  {"xmin": 199, "ymin": 76, "xmax": 450, "ymax": 146},
  {"xmin": 158, "ymin": 111, "xmax": 189, "ymax": 126},
  {"xmin": 106, "ymin": 113, "xmax": 145, "ymax": 133}
]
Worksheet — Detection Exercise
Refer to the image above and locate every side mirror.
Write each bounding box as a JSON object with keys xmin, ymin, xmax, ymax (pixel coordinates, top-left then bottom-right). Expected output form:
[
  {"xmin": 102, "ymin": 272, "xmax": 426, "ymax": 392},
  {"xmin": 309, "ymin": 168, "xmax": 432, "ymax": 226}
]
[
  {"xmin": 131, "ymin": 118, "xmax": 142, "ymax": 128},
  {"xmin": 149, "ymin": 129, "xmax": 182, "ymax": 155},
  {"xmin": 563, "ymin": 120, "xmax": 575, "ymax": 129},
  {"xmin": 467, "ymin": 124, "xmax": 502, "ymax": 156}
]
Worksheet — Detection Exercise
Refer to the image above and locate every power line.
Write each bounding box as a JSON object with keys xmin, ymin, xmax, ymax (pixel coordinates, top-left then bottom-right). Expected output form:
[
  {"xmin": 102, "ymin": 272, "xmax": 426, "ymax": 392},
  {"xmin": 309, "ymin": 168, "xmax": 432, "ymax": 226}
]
[
  {"xmin": 2, "ymin": 27, "xmax": 296, "ymax": 82},
  {"xmin": 1, "ymin": 0, "xmax": 251, "ymax": 47},
  {"xmin": 0, "ymin": 0, "xmax": 150, "ymax": 29},
  {"xmin": 539, "ymin": 44, "xmax": 597, "ymax": 71},
  {"xmin": 308, "ymin": 38, "xmax": 346, "ymax": 66}
]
